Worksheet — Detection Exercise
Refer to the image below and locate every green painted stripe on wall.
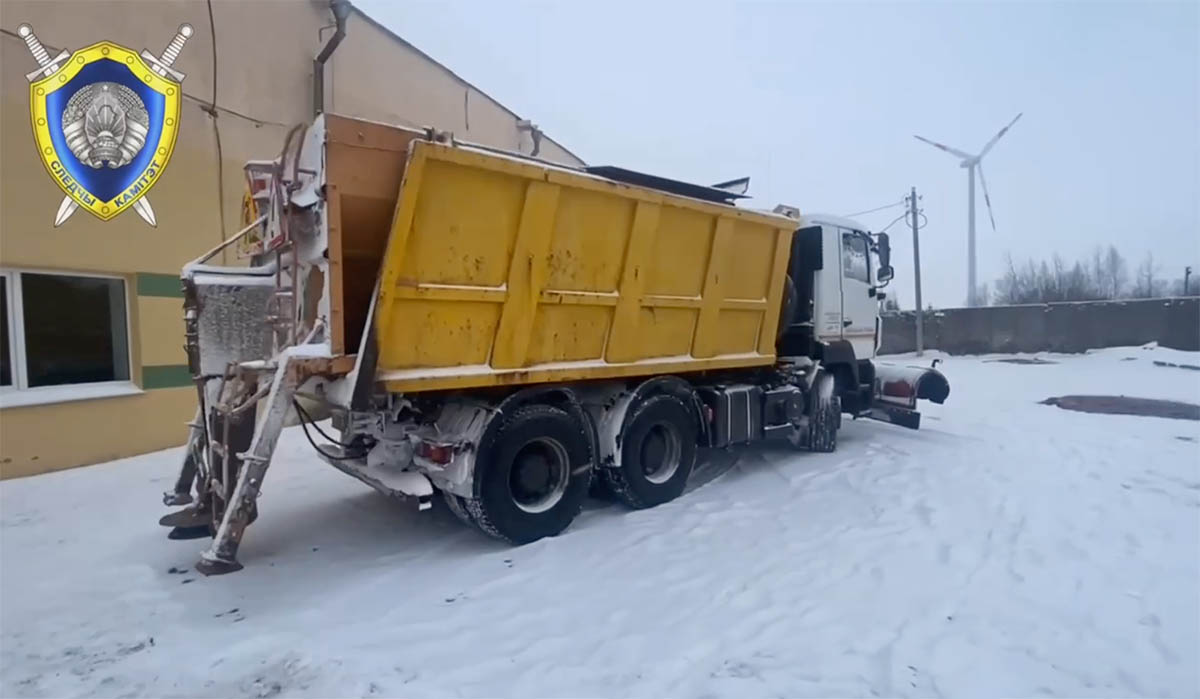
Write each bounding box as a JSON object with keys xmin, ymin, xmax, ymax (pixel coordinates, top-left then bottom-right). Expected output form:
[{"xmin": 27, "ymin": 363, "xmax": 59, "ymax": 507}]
[
  {"xmin": 142, "ymin": 364, "xmax": 192, "ymax": 389},
  {"xmin": 136, "ymin": 273, "xmax": 183, "ymax": 298}
]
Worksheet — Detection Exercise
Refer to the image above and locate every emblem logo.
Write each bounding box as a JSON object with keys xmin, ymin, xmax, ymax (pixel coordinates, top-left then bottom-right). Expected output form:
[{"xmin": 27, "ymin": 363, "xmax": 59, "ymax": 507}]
[{"xmin": 17, "ymin": 23, "xmax": 193, "ymax": 227}]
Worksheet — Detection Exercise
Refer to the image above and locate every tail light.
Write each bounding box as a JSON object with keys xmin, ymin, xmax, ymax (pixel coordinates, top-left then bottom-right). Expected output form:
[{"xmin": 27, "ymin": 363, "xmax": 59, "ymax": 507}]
[{"xmin": 417, "ymin": 441, "xmax": 454, "ymax": 465}]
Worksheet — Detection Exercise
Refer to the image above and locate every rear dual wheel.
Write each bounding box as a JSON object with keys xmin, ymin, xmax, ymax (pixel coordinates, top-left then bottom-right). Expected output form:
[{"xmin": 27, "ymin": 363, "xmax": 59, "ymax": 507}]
[
  {"xmin": 462, "ymin": 394, "xmax": 698, "ymax": 544},
  {"xmin": 466, "ymin": 405, "xmax": 593, "ymax": 545}
]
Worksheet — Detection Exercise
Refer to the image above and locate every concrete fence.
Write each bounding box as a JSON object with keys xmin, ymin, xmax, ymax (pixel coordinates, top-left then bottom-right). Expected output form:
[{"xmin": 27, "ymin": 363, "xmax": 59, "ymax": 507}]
[{"xmin": 880, "ymin": 297, "xmax": 1200, "ymax": 355}]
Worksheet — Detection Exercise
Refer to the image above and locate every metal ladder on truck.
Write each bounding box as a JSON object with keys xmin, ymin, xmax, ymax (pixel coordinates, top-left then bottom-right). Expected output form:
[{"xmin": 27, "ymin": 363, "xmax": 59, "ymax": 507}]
[{"xmin": 175, "ymin": 125, "xmax": 317, "ymax": 574}]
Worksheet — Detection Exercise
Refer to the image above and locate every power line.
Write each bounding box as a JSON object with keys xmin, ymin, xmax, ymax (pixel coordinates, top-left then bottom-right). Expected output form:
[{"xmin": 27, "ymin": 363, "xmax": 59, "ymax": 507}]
[
  {"xmin": 844, "ymin": 199, "xmax": 906, "ymax": 218},
  {"xmin": 879, "ymin": 212, "xmax": 910, "ymax": 233}
]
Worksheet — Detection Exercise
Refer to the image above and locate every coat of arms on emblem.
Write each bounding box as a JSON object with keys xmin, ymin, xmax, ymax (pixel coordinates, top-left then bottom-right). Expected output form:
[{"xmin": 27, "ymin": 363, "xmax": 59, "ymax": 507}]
[{"xmin": 17, "ymin": 23, "xmax": 193, "ymax": 227}]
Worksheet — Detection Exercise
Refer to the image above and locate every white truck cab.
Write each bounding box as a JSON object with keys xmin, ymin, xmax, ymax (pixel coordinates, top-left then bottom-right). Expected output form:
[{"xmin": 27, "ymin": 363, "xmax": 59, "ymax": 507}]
[
  {"xmin": 766, "ymin": 206, "xmax": 893, "ymax": 364},
  {"xmin": 802, "ymin": 213, "xmax": 891, "ymax": 361},
  {"xmin": 767, "ymin": 205, "xmax": 946, "ymax": 430}
]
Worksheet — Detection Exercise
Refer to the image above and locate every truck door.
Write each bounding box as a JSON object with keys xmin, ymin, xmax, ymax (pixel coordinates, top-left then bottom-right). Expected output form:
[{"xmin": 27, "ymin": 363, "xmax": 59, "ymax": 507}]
[
  {"xmin": 838, "ymin": 229, "xmax": 877, "ymax": 358},
  {"xmin": 811, "ymin": 225, "xmax": 844, "ymax": 342}
]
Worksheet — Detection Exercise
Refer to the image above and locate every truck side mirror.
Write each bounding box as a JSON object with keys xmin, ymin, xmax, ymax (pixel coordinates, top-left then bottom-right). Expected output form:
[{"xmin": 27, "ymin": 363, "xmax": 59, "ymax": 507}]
[{"xmin": 875, "ymin": 232, "xmax": 893, "ymax": 282}]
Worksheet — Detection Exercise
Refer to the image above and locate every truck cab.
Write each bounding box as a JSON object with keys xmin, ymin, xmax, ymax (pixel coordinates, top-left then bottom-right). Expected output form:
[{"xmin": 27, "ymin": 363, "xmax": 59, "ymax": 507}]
[
  {"xmin": 767, "ymin": 206, "xmax": 947, "ymax": 426},
  {"xmin": 802, "ymin": 213, "xmax": 891, "ymax": 361},
  {"xmin": 770, "ymin": 208, "xmax": 891, "ymax": 361}
]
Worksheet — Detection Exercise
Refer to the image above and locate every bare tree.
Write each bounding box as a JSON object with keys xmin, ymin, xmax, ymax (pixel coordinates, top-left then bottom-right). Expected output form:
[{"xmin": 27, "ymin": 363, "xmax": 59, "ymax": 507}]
[
  {"xmin": 1063, "ymin": 261, "xmax": 1093, "ymax": 300},
  {"xmin": 1091, "ymin": 247, "xmax": 1105, "ymax": 295},
  {"xmin": 995, "ymin": 246, "xmax": 1132, "ymax": 304},
  {"xmin": 995, "ymin": 253, "xmax": 1037, "ymax": 305},
  {"xmin": 1101, "ymin": 245, "xmax": 1128, "ymax": 299},
  {"xmin": 1133, "ymin": 252, "xmax": 1162, "ymax": 298}
]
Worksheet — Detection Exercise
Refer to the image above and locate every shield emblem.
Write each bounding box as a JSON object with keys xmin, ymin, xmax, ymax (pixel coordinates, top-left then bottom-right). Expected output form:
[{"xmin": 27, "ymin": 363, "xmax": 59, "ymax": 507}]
[{"xmin": 29, "ymin": 41, "xmax": 181, "ymax": 223}]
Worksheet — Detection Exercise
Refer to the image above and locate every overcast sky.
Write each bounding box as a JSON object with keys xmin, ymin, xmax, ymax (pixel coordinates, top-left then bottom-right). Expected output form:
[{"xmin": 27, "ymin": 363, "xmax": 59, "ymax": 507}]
[{"xmin": 359, "ymin": 0, "xmax": 1198, "ymax": 308}]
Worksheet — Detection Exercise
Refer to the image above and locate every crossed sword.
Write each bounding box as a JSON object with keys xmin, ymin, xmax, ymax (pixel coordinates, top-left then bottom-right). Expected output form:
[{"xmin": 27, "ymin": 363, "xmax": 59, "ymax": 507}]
[{"xmin": 17, "ymin": 23, "xmax": 193, "ymax": 227}]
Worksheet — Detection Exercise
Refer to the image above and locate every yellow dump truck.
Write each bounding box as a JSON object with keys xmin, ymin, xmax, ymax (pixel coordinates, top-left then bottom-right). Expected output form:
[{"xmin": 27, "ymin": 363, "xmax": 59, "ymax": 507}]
[{"xmin": 162, "ymin": 114, "xmax": 948, "ymax": 574}]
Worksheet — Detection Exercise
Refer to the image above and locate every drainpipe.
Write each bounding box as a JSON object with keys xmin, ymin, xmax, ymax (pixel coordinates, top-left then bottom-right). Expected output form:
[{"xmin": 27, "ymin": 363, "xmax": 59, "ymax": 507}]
[
  {"xmin": 517, "ymin": 119, "xmax": 543, "ymax": 157},
  {"xmin": 313, "ymin": 0, "xmax": 350, "ymax": 117}
]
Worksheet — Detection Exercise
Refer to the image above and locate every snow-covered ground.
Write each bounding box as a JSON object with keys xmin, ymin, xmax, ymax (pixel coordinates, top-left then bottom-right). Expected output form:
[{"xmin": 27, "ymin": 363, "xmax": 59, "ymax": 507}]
[{"xmin": 2, "ymin": 346, "xmax": 1198, "ymax": 698}]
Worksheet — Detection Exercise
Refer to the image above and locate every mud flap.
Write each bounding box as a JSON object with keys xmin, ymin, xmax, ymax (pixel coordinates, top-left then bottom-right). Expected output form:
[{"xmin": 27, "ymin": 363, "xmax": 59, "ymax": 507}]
[{"xmin": 869, "ymin": 362, "xmax": 950, "ymax": 430}]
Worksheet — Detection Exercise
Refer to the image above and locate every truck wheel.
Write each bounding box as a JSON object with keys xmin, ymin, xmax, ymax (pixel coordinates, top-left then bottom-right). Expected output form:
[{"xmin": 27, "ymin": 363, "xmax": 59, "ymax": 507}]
[
  {"xmin": 603, "ymin": 394, "xmax": 698, "ymax": 509},
  {"xmin": 804, "ymin": 375, "xmax": 840, "ymax": 453},
  {"xmin": 466, "ymin": 405, "xmax": 592, "ymax": 545},
  {"xmin": 442, "ymin": 490, "xmax": 477, "ymax": 528}
]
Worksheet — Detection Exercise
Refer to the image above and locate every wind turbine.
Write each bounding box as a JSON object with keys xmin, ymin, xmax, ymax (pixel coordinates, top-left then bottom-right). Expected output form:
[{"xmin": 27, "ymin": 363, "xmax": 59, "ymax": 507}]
[{"xmin": 914, "ymin": 113, "xmax": 1022, "ymax": 307}]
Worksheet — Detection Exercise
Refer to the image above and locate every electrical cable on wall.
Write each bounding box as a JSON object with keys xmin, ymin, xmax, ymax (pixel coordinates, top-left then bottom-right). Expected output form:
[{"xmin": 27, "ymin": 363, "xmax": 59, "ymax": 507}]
[
  {"xmin": 1, "ymin": 28, "xmax": 287, "ymax": 129},
  {"xmin": 204, "ymin": 0, "xmax": 228, "ymax": 253}
]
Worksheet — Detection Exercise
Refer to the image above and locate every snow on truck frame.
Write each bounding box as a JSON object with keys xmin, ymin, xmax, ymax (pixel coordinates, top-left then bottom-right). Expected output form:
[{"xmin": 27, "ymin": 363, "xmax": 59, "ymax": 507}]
[{"xmin": 161, "ymin": 114, "xmax": 950, "ymax": 575}]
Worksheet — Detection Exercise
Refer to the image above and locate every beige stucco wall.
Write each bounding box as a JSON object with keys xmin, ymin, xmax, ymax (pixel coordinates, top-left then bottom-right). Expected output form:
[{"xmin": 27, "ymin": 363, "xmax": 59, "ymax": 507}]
[
  {"xmin": 0, "ymin": 0, "xmax": 581, "ymax": 478},
  {"xmin": 326, "ymin": 11, "xmax": 580, "ymax": 165}
]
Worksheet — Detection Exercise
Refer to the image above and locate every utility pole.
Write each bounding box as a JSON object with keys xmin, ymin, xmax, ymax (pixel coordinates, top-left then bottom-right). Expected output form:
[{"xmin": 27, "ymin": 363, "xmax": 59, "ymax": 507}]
[{"xmin": 910, "ymin": 186, "xmax": 924, "ymax": 356}]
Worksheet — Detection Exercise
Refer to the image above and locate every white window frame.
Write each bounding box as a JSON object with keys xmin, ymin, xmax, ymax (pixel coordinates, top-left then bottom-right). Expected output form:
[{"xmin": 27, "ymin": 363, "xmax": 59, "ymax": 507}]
[
  {"xmin": 0, "ymin": 270, "xmax": 16, "ymax": 393},
  {"xmin": 0, "ymin": 268, "xmax": 141, "ymax": 409}
]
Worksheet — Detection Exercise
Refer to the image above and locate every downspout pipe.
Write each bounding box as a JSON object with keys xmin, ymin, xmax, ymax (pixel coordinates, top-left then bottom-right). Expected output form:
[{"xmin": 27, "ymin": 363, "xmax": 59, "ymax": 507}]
[{"xmin": 313, "ymin": 0, "xmax": 350, "ymax": 117}]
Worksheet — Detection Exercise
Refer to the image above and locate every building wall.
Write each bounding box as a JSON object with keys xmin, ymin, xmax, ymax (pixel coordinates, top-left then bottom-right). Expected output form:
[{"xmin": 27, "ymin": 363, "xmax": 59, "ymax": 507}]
[
  {"xmin": 880, "ymin": 298, "xmax": 1200, "ymax": 356},
  {"xmin": 0, "ymin": 0, "xmax": 582, "ymax": 478},
  {"xmin": 326, "ymin": 11, "xmax": 581, "ymax": 165}
]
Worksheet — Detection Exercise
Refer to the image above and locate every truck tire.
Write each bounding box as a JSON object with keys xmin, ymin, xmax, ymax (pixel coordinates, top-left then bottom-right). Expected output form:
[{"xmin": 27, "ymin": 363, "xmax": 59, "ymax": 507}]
[
  {"xmin": 603, "ymin": 394, "xmax": 698, "ymax": 509},
  {"xmin": 805, "ymin": 374, "xmax": 840, "ymax": 453},
  {"xmin": 442, "ymin": 490, "xmax": 477, "ymax": 528},
  {"xmin": 466, "ymin": 404, "xmax": 592, "ymax": 545}
]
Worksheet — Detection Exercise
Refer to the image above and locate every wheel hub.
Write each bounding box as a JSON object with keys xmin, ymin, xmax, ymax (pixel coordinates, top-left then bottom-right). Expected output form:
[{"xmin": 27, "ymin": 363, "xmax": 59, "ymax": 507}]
[
  {"xmin": 508, "ymin": 438, "xmax": 569, "ymax": 514},
  {"xmin": 640, "ymin": 423, "xmax": 681, "ymax": 485},
  {"xmin": 516, "ymin": 452, "xmax": 552, "ymax": 493}
]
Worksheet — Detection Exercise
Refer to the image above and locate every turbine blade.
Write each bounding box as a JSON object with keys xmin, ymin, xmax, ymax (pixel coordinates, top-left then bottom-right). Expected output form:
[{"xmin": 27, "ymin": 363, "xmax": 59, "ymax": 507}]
[
  {"xmin": 913, "ymin": 134, "xmax": 973, "ymax": 160},
  {"xmin": 978, "ymin": 163, "xmax": 997, "ymax": 232},
  {"xmin": 978, "ymin": 112, "xmax": 1023, "ymax": 158},
  {"xmin": 133, "ymin": 197, "xmax": 157, "ymax": 227},
  {"xmin": 54, "ymin": 196, "xmax": 79, "ymax": 227}
]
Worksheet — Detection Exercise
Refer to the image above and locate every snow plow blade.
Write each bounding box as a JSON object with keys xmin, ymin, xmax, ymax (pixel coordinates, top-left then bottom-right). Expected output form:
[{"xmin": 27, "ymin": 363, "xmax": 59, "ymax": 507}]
[{"xmin": 868, "ymin": 362, "xmax": 950, "ymax": 430}]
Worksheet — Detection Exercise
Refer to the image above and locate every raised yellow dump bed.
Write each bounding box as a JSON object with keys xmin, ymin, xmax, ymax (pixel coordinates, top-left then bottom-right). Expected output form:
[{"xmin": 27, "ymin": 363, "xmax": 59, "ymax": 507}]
[{"xmin": 369, "ymin": 139, "xmax": 796, "ymax": 393}]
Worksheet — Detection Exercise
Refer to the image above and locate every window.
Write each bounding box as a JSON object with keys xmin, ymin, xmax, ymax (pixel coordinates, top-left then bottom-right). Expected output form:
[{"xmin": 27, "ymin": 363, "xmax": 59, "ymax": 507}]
[
  {"xmin": 841, "ymin": 232, "xmax": 870, "ymax": 284},
  {"xmin": 1, "ymin": 277, "xmax": 11, "ymax": 387},
  {"xmin": 0, "ymin": 269, "xmax": 133, "ymax": 403}
]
